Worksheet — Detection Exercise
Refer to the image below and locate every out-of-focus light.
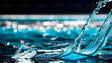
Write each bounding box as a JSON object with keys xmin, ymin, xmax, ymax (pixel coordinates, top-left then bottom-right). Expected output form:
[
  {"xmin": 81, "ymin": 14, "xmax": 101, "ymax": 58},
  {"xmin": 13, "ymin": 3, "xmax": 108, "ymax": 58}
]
[
  {"xmin": 19, "ymin": 29, "xmax": 22, "ymax": 31},
  {"xmin": 51, "ymin": 37, "xmax": 57, "ymax": 40},
  {"xmin": 67, "ymin": 30, "xmax": 71, "ymax": 34},
  {"xmin": 14, "ymin": 29, "xmax": 17, "ymax": 32},
  {"xmin": 54, "ymin": 27, "xmax": 61, "ymax": 32},
  {"xmin": 51, "ymin": 21, "xmax": 56, "ymax": 25},
  {"xmin": 71, "ymin": 21, "xmax": 86, "ymax": 26},
  {"xmin": 20, "ymin": 40, "xmax": 24, "ymax": 43},
  {"xmin": 39, "ymin": 26, "xmax": 46, "ymax": 32},
  {"xmin": 19, "ymin": 15, "xmax": 25, "ymax": 19},
  {"xmin": 56, "ymin": 24, "xmax": 64, "ymax": 28},
  {"xmin": 2, "ymin": 27, "xmax": 6, "ymax": 30},
  {"xmin": 31, "ymin": 45, "xmax": 36, "ymax": 47},
  {"xmin": 25, "ymin": 43, "xmax": 30, "ymax": 45},
  {"xmin": 18, "ymin": 25, "xmax": 28, "ymax": 29},
  {"xmin": 76, "ymin": 27, "xmax": 80, "ymax": 30},
  {"xmin": 69, "ymin": 26, "xmax": 74, "ymax": 30},
  {"xmin": 63, "ymin": 27, "xmax": 67, "ymax": 31},
  {"xmin": 36, "ymin": 21, "xmax": 41, "ymax": 25},
  {"xmin": 28, "ymin": 28, "xmax": 32, "ymax": 31},
  {"xmin": 6, "ymin": 25, "xmax": 11, "ymax": 29},
  {"xmin": 5, "ymin": 21, "xmax": 12, "ymax": 25},
  {"xmin": 85, "ymin": 28, "xmax": 89, "ymax": 30},
  {"xmin": 63, "ymin": 21, "xmax": 70, "ymax": 25},
  {"xmin": 46, "ymin": 26, "xmax": 51, "ymax": 30},
  {"xmin": 10, "ymin": 15, "xmax": 16, "ymax": 19},
  {"xmin": 98, "ymin": 52, "xmax": 101, "ymax": 55},
  {"xmin": 50, "ymin": 15, "xmax": 54, "ymax": 20},
  {"xmin": 43, "ymin": 33, "xmax": 49, "ymax": 37},
  {"xmin": 43, "ymin": 21, "xmax": 50, "ymax": 26},
  {"xmin": 88, "ymin": 24, "xmax": 95, "ymax": 28},
  {"xmin": 13, "ymin": 45, "xmax": 17, "ymax": 48},
  {"xmin": 12, "ymin": 23, "xmax": 17, "ymax": 28},
  {"xmin": 7, "ymin": 42, "xmax": 10, "ymax": 46}
]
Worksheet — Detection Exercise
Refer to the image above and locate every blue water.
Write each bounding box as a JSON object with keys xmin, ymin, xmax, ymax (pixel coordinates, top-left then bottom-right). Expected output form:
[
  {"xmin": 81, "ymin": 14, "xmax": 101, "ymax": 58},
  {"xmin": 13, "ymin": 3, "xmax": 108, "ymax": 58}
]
[
  {"xmin": 0, "ymin": 17, "xmax": 112, "ymax": 63},
  {"xmin": 1, "ymin": 1, "xmax": 112, "ymax": 63}
]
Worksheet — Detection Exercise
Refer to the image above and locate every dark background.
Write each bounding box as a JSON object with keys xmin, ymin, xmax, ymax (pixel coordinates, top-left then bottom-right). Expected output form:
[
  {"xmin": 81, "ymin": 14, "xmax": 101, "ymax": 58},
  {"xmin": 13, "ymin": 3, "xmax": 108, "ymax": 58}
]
[{"xmin": 0, "ymin": 0, "xmax": 112, "ymax": 14}]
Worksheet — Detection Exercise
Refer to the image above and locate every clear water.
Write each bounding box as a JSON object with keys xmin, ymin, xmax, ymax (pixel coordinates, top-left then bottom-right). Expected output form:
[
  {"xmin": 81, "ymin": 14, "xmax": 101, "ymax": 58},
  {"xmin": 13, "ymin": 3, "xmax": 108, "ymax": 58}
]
[
  {"xmin": 0, "ymin": 15, "xmax": 112, "ymax": 63},
  {"xmin": 60, "ymin": 0, "xmax": 112, "ymax": 60},
  {"xmin": 0, "ymin": 0, "xmax": 112, "ymax": 63}
]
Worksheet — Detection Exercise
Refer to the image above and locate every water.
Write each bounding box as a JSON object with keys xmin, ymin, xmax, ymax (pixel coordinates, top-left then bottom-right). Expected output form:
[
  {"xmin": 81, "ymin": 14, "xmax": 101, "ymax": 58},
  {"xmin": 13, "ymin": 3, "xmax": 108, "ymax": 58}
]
[
  {"xmin": 0, "ymin": 0, "xmax": 112, "ymax": 63},
  {"xmin": 74, "ymin": 0, "xmax": 112, "ymax": 51},
  {"xmin": 0, "ymin": 16, "xmax": 112, "ymax": 63},
  {"xmin": 61, "ymin": 0, "xmax": 112, "ymax": 60}
]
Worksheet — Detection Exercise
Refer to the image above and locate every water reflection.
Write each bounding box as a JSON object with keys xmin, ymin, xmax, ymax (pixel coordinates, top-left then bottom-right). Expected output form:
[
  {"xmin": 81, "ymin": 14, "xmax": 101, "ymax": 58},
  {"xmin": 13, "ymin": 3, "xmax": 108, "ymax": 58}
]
[
  {"xmin": 15, "ymin": 59, "xmax": 34, "ymax": 63},
  {"xmin": 0, "ymin": 14, "xmax": 112, "ymax": 63}
]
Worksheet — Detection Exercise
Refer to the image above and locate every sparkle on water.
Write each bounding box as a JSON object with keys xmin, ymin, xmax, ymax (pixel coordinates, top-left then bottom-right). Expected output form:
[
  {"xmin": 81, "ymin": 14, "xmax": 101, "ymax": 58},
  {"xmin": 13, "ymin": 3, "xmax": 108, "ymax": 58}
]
[{"xmin": 0, "ymin": 0, "xmax": 112, "ymax": 63}]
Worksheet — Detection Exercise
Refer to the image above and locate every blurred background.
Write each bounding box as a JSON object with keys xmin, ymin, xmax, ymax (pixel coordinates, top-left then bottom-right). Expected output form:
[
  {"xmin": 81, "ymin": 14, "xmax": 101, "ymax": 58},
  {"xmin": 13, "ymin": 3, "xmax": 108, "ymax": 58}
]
[{"xmin": 0, "ymin": 0, "xmax": 112, "ymax": 14}]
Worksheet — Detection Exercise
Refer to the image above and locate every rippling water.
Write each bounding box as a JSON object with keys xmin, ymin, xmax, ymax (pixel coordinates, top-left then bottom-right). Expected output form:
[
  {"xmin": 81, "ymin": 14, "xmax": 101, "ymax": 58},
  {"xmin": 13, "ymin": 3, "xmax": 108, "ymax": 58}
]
[{"xmin": 0, "ymin": 15, "xmax": 112, "ymax": 63}]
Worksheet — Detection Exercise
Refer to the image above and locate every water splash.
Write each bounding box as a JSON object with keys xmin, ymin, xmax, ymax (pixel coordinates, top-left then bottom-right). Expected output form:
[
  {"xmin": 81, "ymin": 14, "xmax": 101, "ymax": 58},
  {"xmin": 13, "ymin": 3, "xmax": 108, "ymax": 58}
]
[
  {"xmin": 80, "ymin": 8, "xmax": 112, "ymax": 55},
  {"xmin": 12, "ymin": 40, "xmax": 37, "ymax": 59},
  {"xmin": 73, "ymin": 0, "xmax": 111, "ymax": 51},
  {"xmin": 0, "ymin": 0, "xmax": 111, "ymax": 61},
  {"xmin": 61, "ymin": 0, "xmax": 112, "ymax": 60}
]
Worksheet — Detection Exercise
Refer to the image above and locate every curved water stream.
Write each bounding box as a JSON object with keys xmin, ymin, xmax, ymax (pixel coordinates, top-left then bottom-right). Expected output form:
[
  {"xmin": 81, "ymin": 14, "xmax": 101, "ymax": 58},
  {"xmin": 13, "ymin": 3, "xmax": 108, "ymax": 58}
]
[{"xmin": 60, "ymin": 0, "xmax": 112, "ymax": 60}]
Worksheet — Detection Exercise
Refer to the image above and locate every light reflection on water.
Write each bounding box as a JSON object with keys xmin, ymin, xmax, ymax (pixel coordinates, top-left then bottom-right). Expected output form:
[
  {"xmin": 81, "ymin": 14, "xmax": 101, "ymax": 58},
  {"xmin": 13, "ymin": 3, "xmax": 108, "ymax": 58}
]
[
  {"xmin": 13, "ymin": 57, "xmax": 110, "ymax": 63},
  {"xmin": 0, "ymin": 15, "xmax": 112, "ymax": 63},
  {"xmin": 15, "ymin": 59, "xmax": 34, "ymax": 63}
]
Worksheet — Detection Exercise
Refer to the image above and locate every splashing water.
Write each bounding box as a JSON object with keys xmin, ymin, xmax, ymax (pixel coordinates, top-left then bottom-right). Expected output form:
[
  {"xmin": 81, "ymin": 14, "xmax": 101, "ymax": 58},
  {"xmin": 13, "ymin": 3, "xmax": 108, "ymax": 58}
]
[
  {"xmin": 60, "ymin": 0, "xmax": 112, "ymax": 60},
  {"xmin": 80, "ymin": 8, "xmax": 112, "ymax": 56},
  {"xmin": 10, "ymin": 0, "xmax": 112, "ymax": 61},
  {"xmin": 0, "ymin": 0, "xmax": 112, "ymax": 62},
  {"xmin": 74, "ymin": 0, "xmax": 112, "ymax": 52}
]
